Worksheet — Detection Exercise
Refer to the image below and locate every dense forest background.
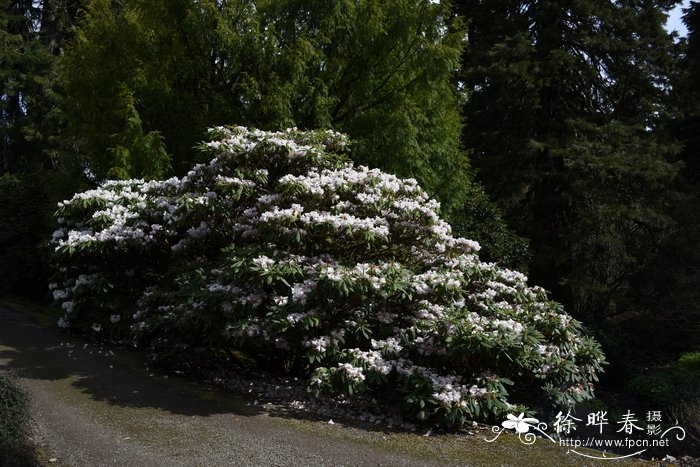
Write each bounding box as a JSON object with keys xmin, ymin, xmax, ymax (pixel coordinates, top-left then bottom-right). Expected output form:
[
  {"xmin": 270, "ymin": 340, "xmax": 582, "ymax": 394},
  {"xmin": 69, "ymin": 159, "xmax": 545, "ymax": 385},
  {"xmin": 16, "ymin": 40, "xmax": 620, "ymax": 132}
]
[{"xmin": 2, "ymin": 0, "xmax": 699, "ymax": 447}]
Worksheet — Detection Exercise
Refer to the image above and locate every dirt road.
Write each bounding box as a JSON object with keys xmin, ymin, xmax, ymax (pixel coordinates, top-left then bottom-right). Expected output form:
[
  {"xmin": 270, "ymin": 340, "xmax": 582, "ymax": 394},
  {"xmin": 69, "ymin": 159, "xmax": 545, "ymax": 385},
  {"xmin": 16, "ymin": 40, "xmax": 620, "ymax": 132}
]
[
  {"xmin": 0, "ymin": 304, "xmax": 650, "ymax": 466},
  {"xmin": 0, "ymin": 305, "xmax": 449, "ymax": 466}
]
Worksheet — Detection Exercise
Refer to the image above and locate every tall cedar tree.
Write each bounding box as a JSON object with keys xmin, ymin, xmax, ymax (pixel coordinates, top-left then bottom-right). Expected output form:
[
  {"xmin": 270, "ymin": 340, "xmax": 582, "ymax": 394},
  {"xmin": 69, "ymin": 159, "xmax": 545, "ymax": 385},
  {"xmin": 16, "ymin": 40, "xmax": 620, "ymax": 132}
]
[
  {"xmin": 640, "ymin": 1, "xmax": 700, "ymax": 351},
  {"xmin": 1, "ymin": 0, "xmax": 48, "ymax": 173},
  {"xmin": 1, "ymin": 0, "xmax": 82, "ymax": 173},
  {"xmin": 0, "ymin": 0, "xmax": 82, "ymax": 294},
  {"xmin": 457, "ymin": 0, "xmax": 681, "ymax": 327},
  {"xmin": 60, "ymin": 0, "xmax": 472, "ymax": 212},
  {"xmin": 677, "ymin": 1, "xmax": 700, "ymax": 184}
]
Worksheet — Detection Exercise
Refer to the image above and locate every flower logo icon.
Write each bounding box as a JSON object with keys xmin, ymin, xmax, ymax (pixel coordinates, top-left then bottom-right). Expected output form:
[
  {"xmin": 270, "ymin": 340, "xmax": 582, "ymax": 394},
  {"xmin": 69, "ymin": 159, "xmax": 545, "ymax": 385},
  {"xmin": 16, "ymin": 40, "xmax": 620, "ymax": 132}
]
[{"xmin": 502, "ymin": 413, "xmax": 540, "ymax": 433}]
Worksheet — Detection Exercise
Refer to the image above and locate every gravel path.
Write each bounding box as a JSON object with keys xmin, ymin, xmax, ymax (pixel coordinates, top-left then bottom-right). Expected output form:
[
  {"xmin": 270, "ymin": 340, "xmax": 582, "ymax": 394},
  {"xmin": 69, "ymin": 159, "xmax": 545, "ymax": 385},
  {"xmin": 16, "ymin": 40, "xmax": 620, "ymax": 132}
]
[
  {"xmin": 0, "ymin": 305, "xmax": 444, "ymax": 466},
  {"xmin": 0, "ymin": 304, "xmax": 659, "ymax": 466}
]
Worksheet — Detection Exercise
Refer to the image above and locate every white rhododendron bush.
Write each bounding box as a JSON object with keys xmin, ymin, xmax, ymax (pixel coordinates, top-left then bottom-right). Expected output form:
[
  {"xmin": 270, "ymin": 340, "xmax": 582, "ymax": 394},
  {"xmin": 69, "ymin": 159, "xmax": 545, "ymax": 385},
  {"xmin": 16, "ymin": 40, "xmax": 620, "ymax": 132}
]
[{"xmin": 50, "ymin": 126, "xmax": 605, "ymax": 425}]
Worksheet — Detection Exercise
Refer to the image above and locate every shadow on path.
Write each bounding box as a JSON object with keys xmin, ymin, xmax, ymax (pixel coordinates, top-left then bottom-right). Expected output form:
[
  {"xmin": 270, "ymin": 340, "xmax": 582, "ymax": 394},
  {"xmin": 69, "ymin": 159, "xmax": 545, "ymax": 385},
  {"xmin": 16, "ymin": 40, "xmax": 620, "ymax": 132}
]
[
  {"xmin": 0, "ymin": 304, "xmax": 654, "ymax": 467},
  {"xmin": 0, "ymin": 305, "xmax": 261, "ymax": 418},
  {"xmin": 0, "ymin": 304, "xmax": 450, "ymax": 466}
]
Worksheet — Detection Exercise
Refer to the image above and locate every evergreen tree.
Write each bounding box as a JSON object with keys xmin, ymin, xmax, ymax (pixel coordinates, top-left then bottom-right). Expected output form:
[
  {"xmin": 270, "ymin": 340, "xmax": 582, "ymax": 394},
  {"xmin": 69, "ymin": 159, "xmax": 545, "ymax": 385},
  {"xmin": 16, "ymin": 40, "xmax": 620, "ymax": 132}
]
[
  {"xmin": 639, "ymin": 1, "xmax": 700, "ymax": 351},
  {"xmin": 456, "ymin": 0, "xmax": 681, "ymax": 321},
  {"xmin": 1, "ymin": 0, "xmax": 48, "ymax": 173},
  {"xmin": 676, "ymin": 1, "xmax": 700, "ymax": 184},
  {"xmin": 59, "ymin": 0, "xmax": 472, "ymax": 211},
  {"xmin": 0, "ymin": 0, "xmax": 83, "ymax": 294},
  {"xmin": 1, "ymin": 0, "xmax": 82, "ymax": 173}
]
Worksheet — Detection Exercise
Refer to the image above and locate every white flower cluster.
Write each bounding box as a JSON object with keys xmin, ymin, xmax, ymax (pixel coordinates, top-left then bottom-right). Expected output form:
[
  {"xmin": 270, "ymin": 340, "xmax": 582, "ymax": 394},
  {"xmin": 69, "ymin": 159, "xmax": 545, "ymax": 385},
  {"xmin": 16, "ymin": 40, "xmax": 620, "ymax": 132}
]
[
  {"xmin": 51, "ymin": 125, "xmax": 604, "ymax": 425},
  {"xmin": 350, "ymin": 349, "xmax": 393, "ymax": 375},
  {"xmin": 337, "ymin": 363, "xmax": 366, "ymax": 382},
  {"xmin": 306, "ymin": 336, "xmax": 332, "ymax": 353},
  {"xmin": 371, "ymin": 338, "xmax": 403, "ymax": 355}
]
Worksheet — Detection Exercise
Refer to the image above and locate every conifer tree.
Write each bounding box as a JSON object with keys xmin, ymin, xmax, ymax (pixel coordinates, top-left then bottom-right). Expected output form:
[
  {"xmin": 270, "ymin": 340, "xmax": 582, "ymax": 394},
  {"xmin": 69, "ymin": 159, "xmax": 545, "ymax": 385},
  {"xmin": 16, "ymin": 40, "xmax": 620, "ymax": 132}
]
[
  {"xmin": 456, "ymin": 0, "xmax": 681, "ymax": 320},
  {"xmin": 639, "ymin": 1, "xmax": 700, "ymax": 350},
  {"xmin": 1, "ymin": 0, "xmax": 48, "ymax": 173},
  {"xmin": 0, "ymin": 0, "xmax": 83, "ymax": 294},
  {"xmin": 676, "ymin": 1, "xmax": 700, "ymax": 184}
]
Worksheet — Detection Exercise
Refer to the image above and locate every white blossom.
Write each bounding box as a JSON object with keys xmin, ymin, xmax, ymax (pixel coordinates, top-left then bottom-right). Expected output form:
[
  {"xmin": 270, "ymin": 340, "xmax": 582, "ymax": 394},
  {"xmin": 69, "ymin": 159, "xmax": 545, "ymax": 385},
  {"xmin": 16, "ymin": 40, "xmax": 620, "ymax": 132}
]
[
  {"xmin": 50, "ymin": 125, "xmax": 603, "ymax": 426},
  {"xmin": 337, "ymin": 363, "xmax": 365, "ymax": 382}
]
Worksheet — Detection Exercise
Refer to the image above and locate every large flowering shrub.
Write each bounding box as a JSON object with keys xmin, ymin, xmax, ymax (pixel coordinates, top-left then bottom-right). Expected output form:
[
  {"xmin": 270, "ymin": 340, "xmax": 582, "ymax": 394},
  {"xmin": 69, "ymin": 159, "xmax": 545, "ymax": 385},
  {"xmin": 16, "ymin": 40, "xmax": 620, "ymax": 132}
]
[{"xmin": 50, "ymin": 126, "xmax": 605, "ymax": 425}]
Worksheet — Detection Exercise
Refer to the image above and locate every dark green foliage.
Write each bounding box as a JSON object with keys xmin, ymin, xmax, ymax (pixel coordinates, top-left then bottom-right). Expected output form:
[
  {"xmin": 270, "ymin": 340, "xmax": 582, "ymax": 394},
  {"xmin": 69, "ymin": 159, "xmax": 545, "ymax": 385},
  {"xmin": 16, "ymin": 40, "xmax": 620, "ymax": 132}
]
[
  {"xmin": 1, "ymin": 0, "xmax": 81, "ymax": 174},
  {"xmin": 457, "ymin": 0, "xmax": 681, "ymax": 320},
  {"xmin": 0, "ymin": 0, "xmax": 525, "ymax": 292},
  {"xmin": 456, "ymin": 2, "xmax": 698, "ymax": 445},
  {"xmin": 674, "ymin": 1, "xmax": 700, "ymax": 185},
  {"xmin": 628, "ymin": 353, "xmax": 700, "ymax": 447},
  {"xmin": 60, "ymin": 0, "xmax": 470, "ymax": 211},
  {"xmin": 0, "ymin": 174, "xmax": 49, "ymax": 294},
  {"xmin": 628, "ymin": 352, "xmax": 700, "ymax": 408},
  {"xmin": 0, "ymin": 372, "xmax": 37, "ymax": 467},
  {"xmin": 1, "ymin": 0, "xmax": 53, "ymax": 173},
  {"xmin": 450, "ymin": 185, "xmax": 529, "ymax": 270},
  {"xmin": 632, "ymin": 1, "xmax": 700, "ymax": 356},
  {"xmin": 0, "ymin": 0, "xmax": 84, "ymax": 297}
]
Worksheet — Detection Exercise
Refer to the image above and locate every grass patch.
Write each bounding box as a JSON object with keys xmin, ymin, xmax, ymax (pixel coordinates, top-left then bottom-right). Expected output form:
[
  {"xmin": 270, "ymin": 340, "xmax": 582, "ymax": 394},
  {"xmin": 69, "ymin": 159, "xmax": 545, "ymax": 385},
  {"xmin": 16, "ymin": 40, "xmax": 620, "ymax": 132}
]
[
  {"xmin": 629, "ymin": 352, "xmax": 700, "ymax": 450},
  {"xmin": 629, "ymin": 352, "xmax": 700, "ymax": 408},
  {"xmin": 0, "ymin": 372, "xmax": 39, "ymax": 467}
]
